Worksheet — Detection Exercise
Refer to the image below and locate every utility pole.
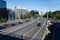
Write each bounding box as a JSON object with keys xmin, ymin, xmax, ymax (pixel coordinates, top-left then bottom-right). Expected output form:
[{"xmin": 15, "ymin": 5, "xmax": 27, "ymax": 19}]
[
  {"xmin": 14, "ymin": 0, "xmax": 18, "ymax": 20},
  {"xmin": 14, "ymin": 6, "xmax": 17, "ymax": 20},
  {"xmin": 14, "ymin": 0, "xmax": 17, "ymax": 20},
  {"xmin": 14, "ymin": 0, "xmax": 21, "ymax": 20},
  {"xmin": 20, "ymin": 8, "xmax": 22, "ymax": 19},
  {"xmin": 47, "ymin": 12, "xmax": 48, "ymax": 27}
]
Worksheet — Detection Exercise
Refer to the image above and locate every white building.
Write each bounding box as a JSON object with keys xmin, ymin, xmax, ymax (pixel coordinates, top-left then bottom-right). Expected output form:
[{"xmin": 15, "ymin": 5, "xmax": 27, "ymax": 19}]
[{"xmin": 14, "ymin": 8, "xmax": 29, "ymax": 20}]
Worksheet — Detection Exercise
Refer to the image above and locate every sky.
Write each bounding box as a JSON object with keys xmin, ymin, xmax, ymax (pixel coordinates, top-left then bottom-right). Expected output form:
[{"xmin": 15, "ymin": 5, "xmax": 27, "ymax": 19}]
[{"xmin": 5, "ymin": 0, "xmax": 60, "ymax": 12}]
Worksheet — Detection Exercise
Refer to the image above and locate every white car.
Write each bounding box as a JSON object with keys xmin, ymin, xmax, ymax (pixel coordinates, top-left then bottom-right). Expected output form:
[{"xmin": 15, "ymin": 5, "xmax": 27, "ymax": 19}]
[{"xmin": 18, "ymin": 19, "xmax": 24, "ymax": 24}]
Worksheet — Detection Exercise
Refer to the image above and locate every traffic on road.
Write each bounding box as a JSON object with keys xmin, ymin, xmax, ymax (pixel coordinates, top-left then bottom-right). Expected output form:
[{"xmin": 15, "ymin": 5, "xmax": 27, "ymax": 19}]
[{"xmin": 0, "ymin": 18, "xmax": 32, "ymax": 30}]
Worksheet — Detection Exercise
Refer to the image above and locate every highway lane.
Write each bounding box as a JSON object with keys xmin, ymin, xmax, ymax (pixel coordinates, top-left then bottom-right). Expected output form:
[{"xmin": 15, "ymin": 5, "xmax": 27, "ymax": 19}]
[
  {"xmin": 31, "ymin": 18, "xmax": 46, "ymax": 40},
  {"xmin": 7, "ymin": 17, "xmax": 42, "ymax": 35},
  {"xmin": 23, "ymin": 18, "xmax": 45, "ymax": 37}
]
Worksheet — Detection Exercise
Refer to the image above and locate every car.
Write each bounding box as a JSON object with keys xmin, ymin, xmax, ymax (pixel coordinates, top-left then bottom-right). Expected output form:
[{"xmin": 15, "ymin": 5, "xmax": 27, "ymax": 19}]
[
  {"xmin": 34, "ymin": 17, "xmax": 36, "ymax": 19},
  {"xmin": 37, "ymin": 23, "xmax": 41, "ymax": 26},
  {"xmin": 18, "ymin": 20, "xmax": 24, "ymax": 24},
  {"xmin": 37, "ymin": 21, "xmax": 41, "ymax": 26},
  {"xmin": 8, "ymin": 21, "xmax": 17, "ymax": 26},
  {"xmin": 26, "ymin": 19, "xmax": 29, "ymax": 22},
  {"xmin": 10, "ymin": 23, "xmax": 16, "ymax": 26},
  {"xmin": 0, "ymin": 26, "xmax": 4, "ymax": 30},
  {"xmin": 18, "ymin": 21, "xmax": 23, "ymax": 24},
  {"xmin": 2, "ymin": 23, "xmax": 9, "ymax": 28}
]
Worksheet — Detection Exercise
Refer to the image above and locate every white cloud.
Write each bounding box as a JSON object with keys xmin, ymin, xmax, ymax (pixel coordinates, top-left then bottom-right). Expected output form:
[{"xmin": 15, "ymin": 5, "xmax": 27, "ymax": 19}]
[{"xmin": 16, "ymin": 7, "xmax": 27, "ymax": 9}]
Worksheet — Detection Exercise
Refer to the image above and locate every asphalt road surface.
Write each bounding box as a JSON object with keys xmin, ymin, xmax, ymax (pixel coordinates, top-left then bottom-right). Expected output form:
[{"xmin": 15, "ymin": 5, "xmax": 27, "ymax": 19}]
[{"xmin": 6, "ymin": 17, "xmax": 46, "ymax": 40}]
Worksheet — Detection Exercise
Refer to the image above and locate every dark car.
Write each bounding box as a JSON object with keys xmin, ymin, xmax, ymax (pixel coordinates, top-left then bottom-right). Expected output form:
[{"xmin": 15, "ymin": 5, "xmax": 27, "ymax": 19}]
[
  {"xmin": 26, "ymin": 19, "xmax": 29, "ymax": 22},
  {"xmin": 37, "ymin": 21, "xmax": 41, "ymax": 26},
  {"xmin": 0, "ymin": 26, "xmax": 5, "ymax": 30},
  {"xmin": 10, "ymin": 23, "xmax": 16, "ymax": 26},
  {"xmin": 37, "ymin": 23, "xmax": 41, "ymax": 26}
]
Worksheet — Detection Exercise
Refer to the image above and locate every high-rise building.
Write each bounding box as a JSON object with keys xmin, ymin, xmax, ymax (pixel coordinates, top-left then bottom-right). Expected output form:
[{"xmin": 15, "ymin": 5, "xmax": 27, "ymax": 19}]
[
  {"xmin": 0, "ymin": 0, "xmax": 8, "ymax": 20},
  {"xmin": 0, "ymin": 0, "xmax": 6, "ymax": 8}
]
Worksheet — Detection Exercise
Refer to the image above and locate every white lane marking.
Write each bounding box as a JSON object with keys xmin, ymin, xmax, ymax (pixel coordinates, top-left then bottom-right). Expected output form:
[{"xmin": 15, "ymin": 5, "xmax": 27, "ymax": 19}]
[
  {"xmin": 31, "ymin": 19, "xmax": 46, "ymax": 40},
  {"xmin": 23, "ymin": 26, "xmax": 37, "ymax": 36},
  {"xmin": 15, "ymin": 26, "xmax": 35, "ymax": 35}
]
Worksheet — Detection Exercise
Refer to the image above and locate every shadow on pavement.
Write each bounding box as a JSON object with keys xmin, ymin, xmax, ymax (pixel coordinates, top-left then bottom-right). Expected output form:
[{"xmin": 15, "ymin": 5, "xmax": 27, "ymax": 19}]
[
  {"xmin": 0, "ymin": 34, "xmax": 39, "ymax": 40},
  {"xmin": 0, "ymin": 34, "xmax": 24, "ymax": 40},
  {"xmin": 44, "ymin": 21, "xmax": 60, "ymax": 40}
]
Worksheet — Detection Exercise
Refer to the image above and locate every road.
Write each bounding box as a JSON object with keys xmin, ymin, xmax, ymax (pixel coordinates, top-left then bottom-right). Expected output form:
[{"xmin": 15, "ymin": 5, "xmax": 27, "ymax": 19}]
[
  {"xmin": 0, "ymin": 17, "xmax": 47, "ymax": 40},
  {"xmin": 0, "ymin": 18, "xmax": 39, "ymax": 33}
]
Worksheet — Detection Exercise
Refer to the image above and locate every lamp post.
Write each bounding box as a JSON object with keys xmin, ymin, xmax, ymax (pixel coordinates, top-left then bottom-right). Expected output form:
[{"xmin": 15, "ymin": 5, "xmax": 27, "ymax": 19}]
[
  {"xmin": 21, "ymin": 9, "xmax": 22, "ymax": 19},
  {"xmin": 14, "ymin": 0, "xmax": 21, "ymax": 21},
  {"xmin": 47, "ymin": 12, "xmax": 48, "ymax": 27},
  {"xmin": 14, "ymin": 7, "xmax": 17, "ymax": 20}
]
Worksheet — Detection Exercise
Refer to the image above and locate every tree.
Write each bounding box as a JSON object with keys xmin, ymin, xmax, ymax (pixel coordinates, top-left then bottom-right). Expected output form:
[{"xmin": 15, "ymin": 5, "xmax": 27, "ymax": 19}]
[
  {"xmin": 21, "ymin": 10, "xmax": 39, "ymax": 19},
  {"xmin": 43, "ymin": 10, "xmax": 60, "ymax": 20},
  {"xmin": 43, "ymin": 11, "xmax": 52, "ymax": 18},
  {"xmin": 30, "ymin": 10, "xmax": 39, "ymax": 17}
]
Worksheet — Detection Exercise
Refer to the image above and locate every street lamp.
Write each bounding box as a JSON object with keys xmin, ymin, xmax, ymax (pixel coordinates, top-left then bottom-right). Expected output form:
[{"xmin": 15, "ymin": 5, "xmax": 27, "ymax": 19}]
[
  {"xmin": 21, "ymin": 9, "xmax": 22, "ymax": 19},
  {"xmin": 47, "ymin": 12, "xmax": 48, "ymax": 27},
  {"xmin": 14, "ymin": 7, "xmax": 17, "ymax": 20}
]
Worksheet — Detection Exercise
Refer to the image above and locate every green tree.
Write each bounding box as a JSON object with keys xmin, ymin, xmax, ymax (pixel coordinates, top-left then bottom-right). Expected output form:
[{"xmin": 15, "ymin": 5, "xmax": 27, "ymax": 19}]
[
  {"xmin": 30, "ymin": 10, "xmax": 39, "ymax": 17},
  {"xmin": 44, "ymin": 10, "xmax": 60, "ymax": 20},
  {"xmin": 21, "ymin": 10, "xmax": 39, "ymax": 19}
]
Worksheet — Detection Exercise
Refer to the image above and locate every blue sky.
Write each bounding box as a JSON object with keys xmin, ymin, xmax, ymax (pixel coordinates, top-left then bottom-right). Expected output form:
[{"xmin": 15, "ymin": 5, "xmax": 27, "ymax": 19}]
[{"xmin": 5, "ymin": 0, "xmax": 60, "ymax": 12}]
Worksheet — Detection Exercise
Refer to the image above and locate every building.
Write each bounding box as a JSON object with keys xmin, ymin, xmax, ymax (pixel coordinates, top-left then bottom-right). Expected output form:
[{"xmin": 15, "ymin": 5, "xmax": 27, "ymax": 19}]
[
  {"xmin": 0, "ymin": 0, "xmax": 8, "ymax": 20},
  {"xmin": 21, "ymin": 9, "xmax": 29, "ymax": 15},
  {"xmin": 0, "ymin": 0, "xmax": 6, "ymax": 8},
  {"xmin": 14, "ymin": 8, "xmax": 29, "ymax": 20},
  {"xmin": 8, "ymin": 10, "xmax": 15, "ymax": 21}
]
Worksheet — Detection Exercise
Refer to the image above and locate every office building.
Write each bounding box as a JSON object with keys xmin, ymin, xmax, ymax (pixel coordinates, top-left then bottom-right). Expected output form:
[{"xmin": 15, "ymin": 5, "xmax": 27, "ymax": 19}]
[
  {"xmin": 0, "ymin": 0, "xmax": 8, "ymax": 20},
  {"xmin": 0, "ymin": 0, "xmax": 6, "ymax": 8}
]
